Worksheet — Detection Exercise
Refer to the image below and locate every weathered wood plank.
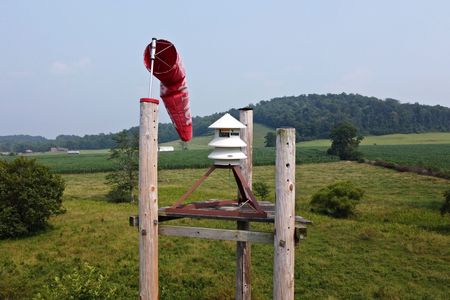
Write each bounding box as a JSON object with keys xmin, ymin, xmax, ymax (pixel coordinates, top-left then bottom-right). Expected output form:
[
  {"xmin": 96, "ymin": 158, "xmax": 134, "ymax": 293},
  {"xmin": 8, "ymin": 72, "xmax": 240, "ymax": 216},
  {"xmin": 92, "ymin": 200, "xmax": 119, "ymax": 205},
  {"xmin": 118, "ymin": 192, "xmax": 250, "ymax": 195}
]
[
  {"xmin": 159, "ymin": 208, "xmax": 272, "ymax": 222},
  {"xmin": 130, "ymin": 213, "xmax": 312, "ymax": 226},
  {"xmin": 159, "ymin": 225, "xmax": 274, "ymax": 244}
]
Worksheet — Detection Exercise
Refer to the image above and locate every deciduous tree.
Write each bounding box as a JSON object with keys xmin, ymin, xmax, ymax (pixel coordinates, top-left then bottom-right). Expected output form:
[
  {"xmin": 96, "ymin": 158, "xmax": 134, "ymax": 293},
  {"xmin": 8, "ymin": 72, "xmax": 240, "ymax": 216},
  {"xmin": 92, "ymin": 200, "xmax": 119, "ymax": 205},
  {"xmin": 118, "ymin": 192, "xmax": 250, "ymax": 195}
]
[
  {"xmin": 106, "ymin": 130, "xmax": 139, "ymax": 203},
  {"xmin": 327, "ymin": 122, "xmax": 364, "ymax": 160},
  {"xmin": 264, "ymin": 132, "xmax": 276, "ymax": 147}
]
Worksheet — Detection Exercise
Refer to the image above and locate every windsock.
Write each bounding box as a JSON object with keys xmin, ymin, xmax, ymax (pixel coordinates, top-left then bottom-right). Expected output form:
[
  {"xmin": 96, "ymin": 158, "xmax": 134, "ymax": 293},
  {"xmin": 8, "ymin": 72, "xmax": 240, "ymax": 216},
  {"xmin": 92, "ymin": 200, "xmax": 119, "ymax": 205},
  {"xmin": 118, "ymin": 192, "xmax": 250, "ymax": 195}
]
[{"xmin": 144, "ymin": 39, "xmax": 192, "ymax": 141}]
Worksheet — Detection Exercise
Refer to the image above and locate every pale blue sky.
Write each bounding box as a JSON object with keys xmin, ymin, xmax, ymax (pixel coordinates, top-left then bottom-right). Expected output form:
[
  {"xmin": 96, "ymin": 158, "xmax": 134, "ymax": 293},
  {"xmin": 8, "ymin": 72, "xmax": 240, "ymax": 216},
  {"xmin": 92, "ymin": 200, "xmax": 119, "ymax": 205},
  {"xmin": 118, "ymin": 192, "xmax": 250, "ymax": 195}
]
[{"xmin": 1, "ymin": 1, "xmax": 450, "ymax": 138}]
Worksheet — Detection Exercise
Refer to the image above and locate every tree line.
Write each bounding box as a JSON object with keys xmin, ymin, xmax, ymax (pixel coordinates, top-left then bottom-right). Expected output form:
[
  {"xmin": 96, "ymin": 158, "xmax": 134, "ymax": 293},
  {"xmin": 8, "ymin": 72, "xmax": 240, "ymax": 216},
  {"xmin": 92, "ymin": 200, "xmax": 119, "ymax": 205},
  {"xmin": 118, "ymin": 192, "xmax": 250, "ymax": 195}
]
[
  {"xmin": 0, "ymin": 124, "xmax": 179, "ymax": 153},
  {"xmin": 0, "ymin": 133, "xmax": 117, "ymax": 153},
  {"xmin": 173, "ymin": 93, "xmax": 450, "ymax": 142},
  {"xmin": 2, "ymin": 93, "xmax": 450, "ymax": 152},
  {"xmin": 251, "ymin": 93, "xmax": 450, "ymax": 141}
]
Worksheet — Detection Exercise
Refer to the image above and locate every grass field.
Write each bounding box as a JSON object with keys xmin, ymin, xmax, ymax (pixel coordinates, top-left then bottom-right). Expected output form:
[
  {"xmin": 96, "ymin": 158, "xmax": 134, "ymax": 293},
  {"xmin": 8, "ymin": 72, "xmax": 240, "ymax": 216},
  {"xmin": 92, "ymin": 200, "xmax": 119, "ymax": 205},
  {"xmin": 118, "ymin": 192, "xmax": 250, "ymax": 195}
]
[{"xmin": 1, "ymin": 162, "xmax": 449, "ymax": 299}]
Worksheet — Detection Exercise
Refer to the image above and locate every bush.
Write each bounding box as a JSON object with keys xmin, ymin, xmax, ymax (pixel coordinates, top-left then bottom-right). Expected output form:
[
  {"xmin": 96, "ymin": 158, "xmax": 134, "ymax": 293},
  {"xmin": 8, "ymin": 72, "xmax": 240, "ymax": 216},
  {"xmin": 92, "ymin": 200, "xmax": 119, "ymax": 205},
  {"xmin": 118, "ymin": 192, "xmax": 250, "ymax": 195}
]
[
  {"xmin": 106, "ymin": 186, "xmax": 130, "ymax": 203},
  {"xmin": 34, "ymin": 263, "xmax": 117, "ymax": 300},
  {"xmin": 441, "ymin": 188, "xmax": 450, "ymax": 216},
  {"xmin": 253, "ymin": 181, "xmax": 270, "ymax": 200},
  {"xmin": 310, "ymin": 181, "xmax": 364, "ymax": 218},
  {"xmin": 0, "ymin": 157, "xmax": 65, "ymax": 238}
]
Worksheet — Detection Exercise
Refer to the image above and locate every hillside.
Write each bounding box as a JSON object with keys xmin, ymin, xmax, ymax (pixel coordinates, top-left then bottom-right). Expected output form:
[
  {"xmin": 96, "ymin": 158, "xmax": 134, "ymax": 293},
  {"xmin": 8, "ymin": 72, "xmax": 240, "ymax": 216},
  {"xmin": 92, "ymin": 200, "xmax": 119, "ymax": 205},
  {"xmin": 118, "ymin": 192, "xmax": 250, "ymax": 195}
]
[
  {"xmin": 2, "ymin": 93, "xmax": 450, "ymax": 151},
  {"xmin": 240, "ymin": 93, "xmax": 450, "ymax": 141}
]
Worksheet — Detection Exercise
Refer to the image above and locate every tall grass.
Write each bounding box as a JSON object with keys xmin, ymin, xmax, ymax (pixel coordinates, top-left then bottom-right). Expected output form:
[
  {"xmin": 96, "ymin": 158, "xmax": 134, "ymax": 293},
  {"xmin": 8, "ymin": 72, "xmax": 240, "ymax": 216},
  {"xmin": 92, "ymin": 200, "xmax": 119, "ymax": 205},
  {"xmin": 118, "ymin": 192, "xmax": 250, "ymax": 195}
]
[{"xmin": 1, "ymin": 162, "xmax": 449, "ymax": 299}]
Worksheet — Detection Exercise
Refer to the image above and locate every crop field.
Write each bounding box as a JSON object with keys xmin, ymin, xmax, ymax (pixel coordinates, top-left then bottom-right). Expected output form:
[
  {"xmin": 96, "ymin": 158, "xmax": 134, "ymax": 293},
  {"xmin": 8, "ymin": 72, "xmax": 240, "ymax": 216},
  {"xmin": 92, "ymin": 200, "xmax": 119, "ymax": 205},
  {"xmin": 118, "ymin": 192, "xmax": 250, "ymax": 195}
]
[
  {"xmin": 360, "ymin": 144, "xmax": 450, "ymax": 176},
  {"xmin": 162, "ymin": 131, "xmax": 450, "ymax": 176},
  {"xmin": 158, "ymin": 147, "xmax": 338, "ymax": 170},
  {"xmin": 2, "ymin": 132, "xmax": 449, "ymax": 177},
  {"xmin": 0, "ymin": 147, "xmax": 337, "ymax": 173},
  {"xmin": 1, "ymin": 162, "xmax": 449, "ymax": 299},
  {"xmin": 1, "ymin": 152, "xmax": 115, "ymax": 173}
]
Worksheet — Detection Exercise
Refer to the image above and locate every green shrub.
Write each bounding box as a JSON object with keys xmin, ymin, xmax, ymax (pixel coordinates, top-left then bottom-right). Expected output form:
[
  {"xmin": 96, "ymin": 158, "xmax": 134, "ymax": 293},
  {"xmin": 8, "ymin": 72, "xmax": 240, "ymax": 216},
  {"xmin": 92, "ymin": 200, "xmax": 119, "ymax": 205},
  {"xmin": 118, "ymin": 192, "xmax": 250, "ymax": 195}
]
[
  {"xmin": 106, "ymin": 186, "xmax": 130, "ymax": 203},
  {"xmin": 441, "ymin": 188, "xmax": 450, "ymax": 215},
  {"xmin": 34, "ymin": 263, "xmax": 117, "ymax": 300},
  {"xmin": 0, "ymin": 157, "xmax": 65, "ymax": 238},
  {"xmin": 253, "ymin": 181, "xmax": 270, "ymax": 200},
  {"xmin": 310, "ymin": 181, "xmax": 364, "ymax": 218}
]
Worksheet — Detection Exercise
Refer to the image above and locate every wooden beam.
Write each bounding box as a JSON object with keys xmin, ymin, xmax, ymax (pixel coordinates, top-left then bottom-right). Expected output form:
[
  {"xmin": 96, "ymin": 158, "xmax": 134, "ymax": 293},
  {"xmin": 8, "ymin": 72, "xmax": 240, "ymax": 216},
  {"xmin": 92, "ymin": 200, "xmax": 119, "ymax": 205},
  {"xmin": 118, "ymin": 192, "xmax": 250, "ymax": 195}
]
[
  {"xmin": 159, "ymin": 225, "xmax": 273, "ymax": 244},
  {"xmin": 139, "ymin": 100, "xmax": 159, "ymax": 299},
  {"xmin": 274, "ymin": 128, "xmax": 296, "ymax": 300},
  {"xmin": 129, "ymin": 213, "xmax": 312, "ymax": 226}
]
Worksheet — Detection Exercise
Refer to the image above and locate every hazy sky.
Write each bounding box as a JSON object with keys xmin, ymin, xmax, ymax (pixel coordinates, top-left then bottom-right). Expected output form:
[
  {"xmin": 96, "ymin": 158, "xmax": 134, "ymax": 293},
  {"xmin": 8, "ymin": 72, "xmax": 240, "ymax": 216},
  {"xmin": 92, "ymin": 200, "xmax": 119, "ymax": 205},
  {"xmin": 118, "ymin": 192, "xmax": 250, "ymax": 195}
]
[{"xmin": 1, "ymin": 1, "xmax": 450, "ymax": 138}]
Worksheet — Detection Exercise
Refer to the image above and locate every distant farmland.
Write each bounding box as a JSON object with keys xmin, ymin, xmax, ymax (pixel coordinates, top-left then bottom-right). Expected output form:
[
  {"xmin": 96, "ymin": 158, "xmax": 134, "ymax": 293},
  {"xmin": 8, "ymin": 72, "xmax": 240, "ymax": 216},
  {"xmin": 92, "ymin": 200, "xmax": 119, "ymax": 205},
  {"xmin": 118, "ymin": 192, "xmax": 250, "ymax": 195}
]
[
  {"xmin": 0, "ymin": 147, "xmax": 338, "ymax": 173},
  {"xmin": 360, "ymin": 144, "xmax": 450, "ymax": 176},
  {"xmin": 1, "ymin": 132, "xmax": 450, "ymax": 177}
]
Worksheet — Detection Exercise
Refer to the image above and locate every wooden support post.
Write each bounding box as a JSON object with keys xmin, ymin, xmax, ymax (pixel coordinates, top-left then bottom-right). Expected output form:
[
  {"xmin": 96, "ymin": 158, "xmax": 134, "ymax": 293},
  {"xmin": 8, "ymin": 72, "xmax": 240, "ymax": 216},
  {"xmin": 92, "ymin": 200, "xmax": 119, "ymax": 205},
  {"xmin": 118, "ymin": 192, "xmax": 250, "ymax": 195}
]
[
  {"xmin": 274, "ymin": 128, "xmax": 296, "ymax": 300},
  {"xmin": 139, "ymin": 100, "xmax": 159, "ymax": 300},
  {"xmin": 239, "ymin": 108, "xmax": 253, "ymax": 195},
  {"xmin": 236, "ymin": 108, "xmax": 253, "ymax": 300}
]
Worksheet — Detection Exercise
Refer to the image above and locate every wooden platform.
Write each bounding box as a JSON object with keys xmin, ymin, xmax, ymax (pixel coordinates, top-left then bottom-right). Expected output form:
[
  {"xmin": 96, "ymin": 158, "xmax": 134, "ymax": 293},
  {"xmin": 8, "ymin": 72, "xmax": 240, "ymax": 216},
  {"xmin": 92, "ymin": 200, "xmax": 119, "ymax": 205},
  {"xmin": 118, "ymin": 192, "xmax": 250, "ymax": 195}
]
[
  {"xmin": 158, "ymin": 200, "xmax": 312, "ymax": 224},
  {"xmin": 130, "ymin": 200, "xmax": 310, "ymax": 244}
]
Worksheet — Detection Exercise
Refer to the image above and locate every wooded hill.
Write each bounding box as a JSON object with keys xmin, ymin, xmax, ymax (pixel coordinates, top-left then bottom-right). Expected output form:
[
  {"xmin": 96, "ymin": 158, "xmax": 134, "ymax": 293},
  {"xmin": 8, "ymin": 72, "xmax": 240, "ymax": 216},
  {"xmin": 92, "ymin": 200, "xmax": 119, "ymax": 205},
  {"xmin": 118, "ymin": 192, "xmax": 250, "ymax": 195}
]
[
  {"xmin": 141, "ymin": 93, "xmax": 450, "ymax": 141},
  {"xmin": 2, "ymin": 93, "xmax": 450, "ymax": 152},
  {"xmin": 249, "ymin": 93, "xmax": 450, "ymax": 140}
]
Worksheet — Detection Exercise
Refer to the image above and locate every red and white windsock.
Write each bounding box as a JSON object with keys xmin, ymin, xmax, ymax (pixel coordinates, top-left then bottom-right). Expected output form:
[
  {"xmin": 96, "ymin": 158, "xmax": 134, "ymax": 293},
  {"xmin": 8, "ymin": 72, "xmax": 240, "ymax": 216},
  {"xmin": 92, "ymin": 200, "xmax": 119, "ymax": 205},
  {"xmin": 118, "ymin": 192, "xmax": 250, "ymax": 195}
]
[{"xmin": 143, "ymin": 39, "xmax": 193, "ymax": 142}]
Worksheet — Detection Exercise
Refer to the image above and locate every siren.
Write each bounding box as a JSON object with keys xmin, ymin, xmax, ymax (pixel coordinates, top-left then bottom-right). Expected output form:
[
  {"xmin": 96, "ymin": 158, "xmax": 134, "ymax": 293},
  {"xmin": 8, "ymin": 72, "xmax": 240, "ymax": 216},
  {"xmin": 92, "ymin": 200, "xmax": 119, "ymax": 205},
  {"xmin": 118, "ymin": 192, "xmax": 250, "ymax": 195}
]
[{"xmin": 207, "ymin": 113, "xmax": 247, "ymax": 166}]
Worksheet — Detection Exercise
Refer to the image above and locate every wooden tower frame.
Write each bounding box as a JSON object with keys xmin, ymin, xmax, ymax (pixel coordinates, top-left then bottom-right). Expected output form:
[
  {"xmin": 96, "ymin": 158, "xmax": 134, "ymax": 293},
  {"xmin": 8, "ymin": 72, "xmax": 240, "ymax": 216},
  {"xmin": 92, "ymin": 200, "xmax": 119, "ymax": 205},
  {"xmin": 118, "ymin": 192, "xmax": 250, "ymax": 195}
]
[{"xmin": 135, "ymin": 104, "xmax": 308, "ymax": 299}]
